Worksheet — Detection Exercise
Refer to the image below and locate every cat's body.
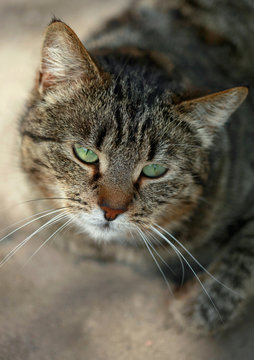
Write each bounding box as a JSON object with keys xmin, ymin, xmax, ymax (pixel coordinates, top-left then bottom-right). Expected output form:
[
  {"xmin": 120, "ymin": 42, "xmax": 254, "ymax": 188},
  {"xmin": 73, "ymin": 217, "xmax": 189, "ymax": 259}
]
[{"xmin": 19, "ymin": 0, "xmax": 253, "ymax": 333}]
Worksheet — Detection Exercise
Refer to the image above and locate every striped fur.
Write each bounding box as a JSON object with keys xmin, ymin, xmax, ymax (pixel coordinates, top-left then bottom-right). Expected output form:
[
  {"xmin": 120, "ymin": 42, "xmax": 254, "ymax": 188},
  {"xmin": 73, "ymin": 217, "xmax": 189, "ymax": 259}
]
[{"xmin": 20, "ymin": 3, "xmax": 253, "ymax": 334}]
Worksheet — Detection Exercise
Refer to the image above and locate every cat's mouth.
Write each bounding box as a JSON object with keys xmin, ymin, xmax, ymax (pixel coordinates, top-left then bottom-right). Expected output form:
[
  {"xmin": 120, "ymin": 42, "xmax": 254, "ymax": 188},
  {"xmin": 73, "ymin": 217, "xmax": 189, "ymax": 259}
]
[
  {"xmin": 100, "ymin": 223, "xmax": 110, "ymax": 229},
  {"xmin": 86, "ymin": 220, "xmax": 123, "ymax": 241},
  {"xmin": 98, "ymin": 222, "xmax": 111, "ymax": 230},
  {"xmin": 73, "ymin": 210, "xmax": 126, "ymax": 241}
]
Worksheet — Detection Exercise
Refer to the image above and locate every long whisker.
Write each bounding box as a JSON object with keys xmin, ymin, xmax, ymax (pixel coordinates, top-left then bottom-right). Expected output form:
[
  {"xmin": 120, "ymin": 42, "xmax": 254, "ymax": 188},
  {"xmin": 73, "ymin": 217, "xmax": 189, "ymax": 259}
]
[
  {"xmin": 137, "ymin": 227, "xmax": 173, "ymax": 296},
  {"xmin": 1, "ymin": 198, "xmax": 75, "ymax": 217},
  {"xmin": 24, "ymin": 217, "xmax": 73, "ymax": 266},
  {"xmin": 128, "ymin": 227, "xmax": 138, "ymax": 246},
  {"xmin": 146, "ymin": 229, "xmax": 185, "ymax": 285},
  {"xmin": 154, "ymin": 224, "xmax": 236, "ymax": 295},
  {"xmin": 151, "ymin": 226, "xmax": 222, "ymax": 320},
  {"xmin": 0, "ymin": 212, "xmax": 67, "ymax": 267},
  {"xmin": 142, "ymin": 229, "xmax": 175, "ymax": 275},
  {"xmin": 23, "ymin": 197, "xmax": 78, "ymax": 204},
  {"xmin": 0, "ymin": 208, "xmax": 62, "ymax": 236},
  {"xmin": 54, "ymin": 215, "xmax": 74, "ymax": 242},
  {"xmin": 0, "ymin": 211, "xmax": 70, "ymax": 267},
  {"xmin": 0, "ymin": 208, "xmax": 68, "ymax": 245}
]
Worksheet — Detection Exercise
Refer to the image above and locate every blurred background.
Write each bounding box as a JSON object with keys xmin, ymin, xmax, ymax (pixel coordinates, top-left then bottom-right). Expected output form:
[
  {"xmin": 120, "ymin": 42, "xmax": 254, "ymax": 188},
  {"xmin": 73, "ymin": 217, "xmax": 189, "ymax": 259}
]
[{"xmin": 0, "ymin": 1, "xmax": 254, "ymax": 359}]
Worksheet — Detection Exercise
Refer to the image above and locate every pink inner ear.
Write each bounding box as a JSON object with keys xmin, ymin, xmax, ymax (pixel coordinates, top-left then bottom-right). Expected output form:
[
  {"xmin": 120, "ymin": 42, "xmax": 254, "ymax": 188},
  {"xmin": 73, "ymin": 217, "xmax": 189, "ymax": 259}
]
[{"xmin": 39, "ymin": 71, "xmax": 57, "ymax": 90}]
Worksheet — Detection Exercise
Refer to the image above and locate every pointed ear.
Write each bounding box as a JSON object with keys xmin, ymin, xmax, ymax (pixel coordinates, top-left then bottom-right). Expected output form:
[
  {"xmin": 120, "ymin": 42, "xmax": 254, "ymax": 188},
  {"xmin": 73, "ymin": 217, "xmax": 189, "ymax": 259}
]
[
  {"xmin": 175, "ymin": 86, "xmax": 248, "ymax": 147},
  {"xmin": 38, "ymin": 20, "xmax": 103, "ymax": 92}
]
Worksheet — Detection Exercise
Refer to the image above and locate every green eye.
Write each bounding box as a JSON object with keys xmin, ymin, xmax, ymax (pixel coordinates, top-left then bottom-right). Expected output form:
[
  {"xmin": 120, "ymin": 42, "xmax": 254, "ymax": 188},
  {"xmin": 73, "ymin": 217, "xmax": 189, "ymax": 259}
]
[
  {"xmin": 142, "ymin": 164, "xmax": 167, "ymax": 178},
  {"xmin": 73, "ymin": 144, "xmax": 98, "ymax": 163}
]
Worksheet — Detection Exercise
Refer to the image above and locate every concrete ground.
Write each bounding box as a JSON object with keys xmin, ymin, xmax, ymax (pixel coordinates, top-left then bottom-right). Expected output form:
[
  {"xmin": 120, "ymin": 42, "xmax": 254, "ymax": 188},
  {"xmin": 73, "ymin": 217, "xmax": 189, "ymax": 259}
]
[{"xmin": 0, "ymin": 1, "xmax": 254, "ymax": 359}]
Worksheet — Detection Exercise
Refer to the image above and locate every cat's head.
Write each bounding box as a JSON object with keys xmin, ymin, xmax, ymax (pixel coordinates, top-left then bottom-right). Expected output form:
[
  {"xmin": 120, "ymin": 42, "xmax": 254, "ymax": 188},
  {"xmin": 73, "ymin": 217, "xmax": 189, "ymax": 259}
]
[{"xmin": 20, "ymin": 20, "xmax": 248, "ymax": 241}]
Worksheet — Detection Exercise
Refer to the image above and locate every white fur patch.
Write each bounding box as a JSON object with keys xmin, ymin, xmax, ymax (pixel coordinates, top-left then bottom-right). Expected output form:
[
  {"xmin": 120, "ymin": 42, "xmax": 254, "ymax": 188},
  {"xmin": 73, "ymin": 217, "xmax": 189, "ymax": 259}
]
[{"xmin": 71, "ymin": 209, "xmax": 132, "ymax": 242}]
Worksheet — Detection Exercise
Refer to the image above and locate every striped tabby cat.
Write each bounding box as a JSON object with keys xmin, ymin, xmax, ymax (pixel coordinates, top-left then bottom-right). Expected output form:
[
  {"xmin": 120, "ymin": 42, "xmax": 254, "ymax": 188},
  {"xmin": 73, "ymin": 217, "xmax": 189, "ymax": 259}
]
[{"xmin": 19, "ymin": 0, "xmax": 254, "ymax": 334}]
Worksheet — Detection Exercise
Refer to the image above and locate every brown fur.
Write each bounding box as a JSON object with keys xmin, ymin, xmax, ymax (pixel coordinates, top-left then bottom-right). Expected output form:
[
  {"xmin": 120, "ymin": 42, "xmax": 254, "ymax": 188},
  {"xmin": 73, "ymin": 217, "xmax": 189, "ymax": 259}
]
[{"xmin": 19, "ymin": 10, "xmax": 253, "ymax": 335}]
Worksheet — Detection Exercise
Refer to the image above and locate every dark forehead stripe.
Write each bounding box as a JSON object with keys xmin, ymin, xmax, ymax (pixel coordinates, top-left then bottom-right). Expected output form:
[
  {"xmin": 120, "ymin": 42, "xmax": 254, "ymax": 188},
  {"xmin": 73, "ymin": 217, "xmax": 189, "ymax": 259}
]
[
  {"xmin": 140, "ymin": 116, "xmax": 152, "ymax": 137},
  {"xmin": 128, "ymin": 117, "xmax": 139, "ymax": 143},
  {"xmin": 139, "ymin": 116, "xmax": 159, "ymax": 161},
  {"xmin": 21, "ymin": 131, "xmax": 62, "ymax": 143},
  {"xmin": 95, "ymin": 125, "xmax": 107, "ymax": 150},
  {"xmin": 114, "ymin": 107, "xmax": 124, "ymax": 147},
  {"xmin": 147, "ymin": 138, "xmax": 158, "ymax": 161}
]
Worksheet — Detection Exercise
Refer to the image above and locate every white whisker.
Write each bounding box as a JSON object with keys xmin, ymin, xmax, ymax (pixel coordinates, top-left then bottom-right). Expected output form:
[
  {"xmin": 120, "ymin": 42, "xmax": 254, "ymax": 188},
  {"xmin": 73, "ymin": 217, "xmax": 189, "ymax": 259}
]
[
  {"xmin": 128, "ymin": 227, "xmax": 138, "ymax": 245},
  {"xmin": 154, "ymin": 224, "xmax": 236, "ymax": 295},
  {"xmin": 24, "ymin": 217, "xmax": 73, "ymax": 266},
  {"xmin": 0, "ymin": 208, "xmax": 68, "ymax": 244},
  {"xmin": 54, "ymin": 216, "xmax": 74, "ymax": 242},
  {"xmin": 0, "ymin": 211, "xmax": 70, "ymax": 267},
  {"xmin": 142, "ymin": 229, "xmax": 175, "ymax": 275},
  {"xmin": 137, "ymin": 227, "xmax": 173, "ymax": 296},
  {"xmin": 151, "ymin": 225, "xmax": 222, "ymax": 320},
  {"xmin": 146, "ymin": 229, "xmax": 185, "ymax": 285},
  {"xmin": 0, "ymin": 208, "xmax": 66, "ymax": 237}
]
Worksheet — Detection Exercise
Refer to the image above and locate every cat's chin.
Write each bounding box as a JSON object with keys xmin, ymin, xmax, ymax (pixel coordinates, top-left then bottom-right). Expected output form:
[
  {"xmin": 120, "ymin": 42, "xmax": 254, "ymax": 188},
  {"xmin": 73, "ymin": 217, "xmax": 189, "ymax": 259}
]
[
  {"xmin": 84, "ymin": 222, "xmax": 123, "ymax": 242},
  {"xmin": 72, "ymin": 210, "xmax": 129, "ymax": 242}
]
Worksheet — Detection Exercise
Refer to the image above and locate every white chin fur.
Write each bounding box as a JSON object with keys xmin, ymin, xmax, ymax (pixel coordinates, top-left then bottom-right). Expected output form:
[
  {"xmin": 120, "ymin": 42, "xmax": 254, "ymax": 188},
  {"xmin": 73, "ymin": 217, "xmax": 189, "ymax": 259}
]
[{"xmin": 71, "ymin": 209, "xmax": 130, "ymax": 242}]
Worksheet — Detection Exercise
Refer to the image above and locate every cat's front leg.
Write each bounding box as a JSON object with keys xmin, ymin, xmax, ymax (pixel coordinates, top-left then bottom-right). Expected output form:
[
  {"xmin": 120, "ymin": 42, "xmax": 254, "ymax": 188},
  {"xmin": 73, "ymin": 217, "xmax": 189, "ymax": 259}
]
[{"xmin": 170, "ymin": 221, "xmax": 254, "ymax": 334}]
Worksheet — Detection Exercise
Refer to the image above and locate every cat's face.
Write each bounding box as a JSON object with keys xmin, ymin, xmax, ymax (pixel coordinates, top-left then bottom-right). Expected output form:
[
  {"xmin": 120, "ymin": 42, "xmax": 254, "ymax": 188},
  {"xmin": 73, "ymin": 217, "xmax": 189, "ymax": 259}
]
[{"xmin": 20, "ymin": 20, "xmax": 248, "ymax": 241}]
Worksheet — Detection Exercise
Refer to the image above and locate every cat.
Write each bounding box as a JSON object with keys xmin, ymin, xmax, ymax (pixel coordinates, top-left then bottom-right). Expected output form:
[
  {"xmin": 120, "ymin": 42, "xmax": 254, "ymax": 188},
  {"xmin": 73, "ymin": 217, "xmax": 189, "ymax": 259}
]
[{"xmin": 18, "ymin": 0, "xmax": 254, "ymax": 334}]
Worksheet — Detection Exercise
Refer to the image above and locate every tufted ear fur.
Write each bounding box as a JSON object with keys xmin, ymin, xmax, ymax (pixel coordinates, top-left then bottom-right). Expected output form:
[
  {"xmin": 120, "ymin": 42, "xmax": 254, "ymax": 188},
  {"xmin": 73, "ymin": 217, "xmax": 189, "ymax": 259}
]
[
  {"xmin": 38, "ymin": 19, "xmax": 103, "ymax": 92},
  {"xmin": 175, "ymin": 86, "xmax": 248, "ymax": 147}
]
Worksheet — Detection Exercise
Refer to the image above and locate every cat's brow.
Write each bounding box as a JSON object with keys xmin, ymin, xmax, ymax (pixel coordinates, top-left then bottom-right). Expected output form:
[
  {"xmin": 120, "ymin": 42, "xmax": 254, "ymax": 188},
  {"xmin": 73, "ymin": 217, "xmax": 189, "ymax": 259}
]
[{"xmin": 21, "ymin": 131, "xmax": 62, "ymax": 143}]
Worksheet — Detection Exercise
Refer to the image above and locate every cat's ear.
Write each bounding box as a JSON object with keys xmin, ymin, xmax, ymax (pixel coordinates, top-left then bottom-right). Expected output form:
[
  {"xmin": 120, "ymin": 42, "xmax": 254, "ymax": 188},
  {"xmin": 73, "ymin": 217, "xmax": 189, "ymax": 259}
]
[
  {"xmin": 38, "ymin": 19, "xmax": 103, "ymax": 92},
  {"xmin": 175, "ymin": 86, "xmax": 248, "ymax": 147}
]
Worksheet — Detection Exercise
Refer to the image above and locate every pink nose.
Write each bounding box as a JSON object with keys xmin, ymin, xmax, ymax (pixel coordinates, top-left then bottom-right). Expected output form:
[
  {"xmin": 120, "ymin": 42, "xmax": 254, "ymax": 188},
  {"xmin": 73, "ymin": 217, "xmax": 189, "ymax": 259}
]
[{"xmin": 99, "ymin": 204, "xmax": 126, "ymax": 221}]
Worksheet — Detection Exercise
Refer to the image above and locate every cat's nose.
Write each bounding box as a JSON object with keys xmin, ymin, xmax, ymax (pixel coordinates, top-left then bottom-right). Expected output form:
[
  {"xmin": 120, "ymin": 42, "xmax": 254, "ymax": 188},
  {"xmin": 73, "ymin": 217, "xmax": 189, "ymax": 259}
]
[
  {"xmin": 98, "ymin": 185, "xmax": 132, "ymax": 221},
  {"xmin": 99, "ymin": 203, "xmax": 126, "ymax": 221}
]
